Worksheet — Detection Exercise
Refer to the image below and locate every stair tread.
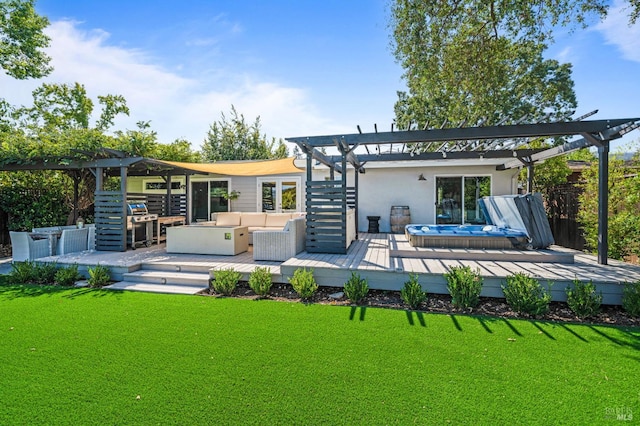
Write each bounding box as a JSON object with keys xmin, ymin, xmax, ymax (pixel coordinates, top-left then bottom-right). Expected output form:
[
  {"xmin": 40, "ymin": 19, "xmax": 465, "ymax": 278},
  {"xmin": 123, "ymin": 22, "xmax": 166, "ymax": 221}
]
[
  {"xmin": 125, "ymin": 270, "xmax": 209, "ymax": 279},
  {"xmin": 105, "ymin": 281, "xmax": 207, "ymax": 295}
]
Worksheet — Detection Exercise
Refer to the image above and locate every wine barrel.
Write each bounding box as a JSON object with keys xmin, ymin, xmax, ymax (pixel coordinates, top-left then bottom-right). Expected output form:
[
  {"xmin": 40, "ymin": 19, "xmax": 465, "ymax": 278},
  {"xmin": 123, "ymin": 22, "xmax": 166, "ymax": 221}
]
[{"xmin": 390, "ymin": 206, "xmax": 411, "ymax": 234}]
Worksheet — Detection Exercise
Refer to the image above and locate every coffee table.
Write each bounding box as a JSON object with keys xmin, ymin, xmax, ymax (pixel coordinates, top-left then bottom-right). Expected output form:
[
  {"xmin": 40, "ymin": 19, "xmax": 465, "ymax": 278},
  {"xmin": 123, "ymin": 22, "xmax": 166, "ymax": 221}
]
[{"xmin": 166, "ymin": 225, "xmax": 248, "ymax": 255}]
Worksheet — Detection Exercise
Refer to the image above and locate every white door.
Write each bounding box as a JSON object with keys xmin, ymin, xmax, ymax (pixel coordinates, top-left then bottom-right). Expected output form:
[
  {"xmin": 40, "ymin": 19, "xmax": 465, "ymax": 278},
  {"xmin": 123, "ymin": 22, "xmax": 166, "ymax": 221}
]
[{"xmin": 258, "ymin": 177, "xmax": 301, "ymax": 213}]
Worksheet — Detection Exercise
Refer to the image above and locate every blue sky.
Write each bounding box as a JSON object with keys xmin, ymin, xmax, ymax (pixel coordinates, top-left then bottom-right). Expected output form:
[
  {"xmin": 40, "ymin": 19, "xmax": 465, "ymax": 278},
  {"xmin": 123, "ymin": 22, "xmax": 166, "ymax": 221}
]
[{"xmin": 2, "ymin": 0, "xmax": 638, "ymax": 151}]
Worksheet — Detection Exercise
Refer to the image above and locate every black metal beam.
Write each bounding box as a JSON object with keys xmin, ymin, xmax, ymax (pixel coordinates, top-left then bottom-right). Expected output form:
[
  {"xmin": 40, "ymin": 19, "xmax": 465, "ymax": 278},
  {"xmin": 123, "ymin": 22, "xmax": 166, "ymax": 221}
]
[
  {"xmin": 286, "ymin": 118, "xmax": 639, "ymax": 147},
  {"xmin": 353, "ymin": 149, "xmax": 544, "ymax": 164}
]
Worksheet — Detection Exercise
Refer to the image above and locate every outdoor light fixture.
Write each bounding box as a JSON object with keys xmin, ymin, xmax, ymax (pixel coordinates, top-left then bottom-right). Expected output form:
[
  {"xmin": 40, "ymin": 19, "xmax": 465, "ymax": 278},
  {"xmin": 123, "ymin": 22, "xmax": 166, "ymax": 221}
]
[{"xmin": 418, "ymin": 173, "xmax": 426, "ymax": 181}]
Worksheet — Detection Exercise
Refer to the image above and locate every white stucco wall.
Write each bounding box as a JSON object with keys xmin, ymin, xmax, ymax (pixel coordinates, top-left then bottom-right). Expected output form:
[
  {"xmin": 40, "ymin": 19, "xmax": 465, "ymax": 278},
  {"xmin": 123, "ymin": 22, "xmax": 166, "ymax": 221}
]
[{"xmin": 359, "ymin": 165, "xmax": 518, "ymax": 232}]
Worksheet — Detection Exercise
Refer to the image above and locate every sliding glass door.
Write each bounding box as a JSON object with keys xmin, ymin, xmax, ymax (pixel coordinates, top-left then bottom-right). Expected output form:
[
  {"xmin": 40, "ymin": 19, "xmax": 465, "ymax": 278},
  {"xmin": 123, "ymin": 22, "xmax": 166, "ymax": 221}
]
[
  {"xmin": 435, "ymin": 176, "xmax": 491, "ymax": 224},
  {"xmin": 191, "ymin": 180, "xmax": 229, "ymax": 222}
]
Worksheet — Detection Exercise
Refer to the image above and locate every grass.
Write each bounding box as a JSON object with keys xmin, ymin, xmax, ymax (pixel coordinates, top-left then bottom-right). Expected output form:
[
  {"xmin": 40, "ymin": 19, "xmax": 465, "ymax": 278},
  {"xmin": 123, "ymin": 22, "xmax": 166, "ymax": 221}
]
[{"xmin": 0, "ymin": 284, "xmax": 639, "ymax": 425}]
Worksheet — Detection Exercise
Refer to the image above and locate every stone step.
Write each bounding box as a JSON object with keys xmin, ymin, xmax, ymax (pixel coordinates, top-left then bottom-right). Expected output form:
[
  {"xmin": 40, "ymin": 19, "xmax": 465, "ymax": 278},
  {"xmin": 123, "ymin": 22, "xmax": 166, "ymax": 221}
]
[
  {"xmin": 104, "ymin": 281, "xmax": 207, "ymax": 295},
  {"xmin": 122, "ymin": 270, "xmax": 211, "ymax": 286}
]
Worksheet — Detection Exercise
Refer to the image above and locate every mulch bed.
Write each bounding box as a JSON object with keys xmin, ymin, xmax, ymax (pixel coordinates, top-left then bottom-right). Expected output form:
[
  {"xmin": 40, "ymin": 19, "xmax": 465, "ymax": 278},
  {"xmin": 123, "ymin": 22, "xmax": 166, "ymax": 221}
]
[{"xmin": 200, "ymin": 282, "xmax": 640, "ymax": 328}]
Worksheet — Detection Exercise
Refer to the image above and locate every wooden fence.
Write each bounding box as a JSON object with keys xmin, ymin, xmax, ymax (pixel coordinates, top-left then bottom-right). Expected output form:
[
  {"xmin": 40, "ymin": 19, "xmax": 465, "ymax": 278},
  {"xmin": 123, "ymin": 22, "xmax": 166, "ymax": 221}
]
[{"xmin": 546, "ymin": 184, "xmax": 585, "ymax": 251}]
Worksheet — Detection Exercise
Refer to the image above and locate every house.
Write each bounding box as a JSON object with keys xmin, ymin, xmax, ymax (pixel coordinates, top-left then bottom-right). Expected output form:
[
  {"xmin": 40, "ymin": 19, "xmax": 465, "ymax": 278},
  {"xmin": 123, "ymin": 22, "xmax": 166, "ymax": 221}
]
[{"xmin": 128, "ymin": 157, "xmax": 518, "ymax": 234}]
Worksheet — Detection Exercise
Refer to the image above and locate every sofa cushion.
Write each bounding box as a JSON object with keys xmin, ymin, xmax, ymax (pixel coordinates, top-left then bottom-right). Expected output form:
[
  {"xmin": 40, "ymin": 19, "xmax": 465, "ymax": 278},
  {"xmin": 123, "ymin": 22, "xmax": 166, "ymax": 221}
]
[
  {"xmin": 265, "ymin": 213, "xmax": 292, "ymax": 228},
  {"xmin": 240, "ymin": 212, "xmax": 267, "ymax": 227},
  {"xmin": 216, "ymin": 212, "xmax": 241, "ymax": 226}
]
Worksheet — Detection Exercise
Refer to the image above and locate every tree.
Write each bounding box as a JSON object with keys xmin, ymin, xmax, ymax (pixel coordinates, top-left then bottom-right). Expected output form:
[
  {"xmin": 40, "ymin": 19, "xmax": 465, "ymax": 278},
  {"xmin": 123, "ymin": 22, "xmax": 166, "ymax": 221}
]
[
  {"xmin": 15, "ymin": 82, "xmax": 129, "ymax": 133},
  {"xmin": 1, "ymin": 0, "xmax": 52, "ymax": 79},
  {"xmin": 390, "ymin": 1, "xmax": 590, "ymax": 134},
  {"xmin": 155, "ymin": 138, "xmax": 201, "ymax": 163},
  {"xmin": 578, "ymin": 147, "xmax": 640, "ymax": 260},
  {"xmin": 201, "ymin": 105, "xmax": 288, "ymax": 161}
]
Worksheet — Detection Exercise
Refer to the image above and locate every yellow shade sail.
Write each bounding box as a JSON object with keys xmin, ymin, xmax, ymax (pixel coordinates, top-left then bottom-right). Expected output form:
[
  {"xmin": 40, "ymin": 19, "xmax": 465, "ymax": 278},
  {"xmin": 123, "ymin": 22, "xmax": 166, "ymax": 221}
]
[{"xmin": 157, "ymin": 157, "xmax": 303, "ymax": 176}]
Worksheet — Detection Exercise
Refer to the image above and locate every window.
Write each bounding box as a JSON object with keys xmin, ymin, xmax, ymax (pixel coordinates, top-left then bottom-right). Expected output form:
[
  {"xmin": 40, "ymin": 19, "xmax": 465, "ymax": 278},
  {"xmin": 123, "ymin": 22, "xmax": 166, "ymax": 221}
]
[
  {"xmin": 145, "ymin": 181, "xmax": 182, "ymax": 190},
  {"xmin": 257, "ymin": 177, "xmax": 301, "ymax": 213}
]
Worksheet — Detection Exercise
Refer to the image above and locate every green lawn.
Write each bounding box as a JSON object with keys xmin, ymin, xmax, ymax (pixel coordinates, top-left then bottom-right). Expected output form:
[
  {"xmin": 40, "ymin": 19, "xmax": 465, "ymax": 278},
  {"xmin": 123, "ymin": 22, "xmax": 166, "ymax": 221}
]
[{"xmin": 1, "ymin": 285, "xmax": 638, "ymax": 425}]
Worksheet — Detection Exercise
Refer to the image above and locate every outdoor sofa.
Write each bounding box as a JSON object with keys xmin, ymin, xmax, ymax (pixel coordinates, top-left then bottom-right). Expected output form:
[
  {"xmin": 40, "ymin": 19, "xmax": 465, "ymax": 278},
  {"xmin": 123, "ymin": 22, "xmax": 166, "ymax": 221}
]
[{"xmin": 208, "ymin": 212, "xmax": 305, "ymax": 244}]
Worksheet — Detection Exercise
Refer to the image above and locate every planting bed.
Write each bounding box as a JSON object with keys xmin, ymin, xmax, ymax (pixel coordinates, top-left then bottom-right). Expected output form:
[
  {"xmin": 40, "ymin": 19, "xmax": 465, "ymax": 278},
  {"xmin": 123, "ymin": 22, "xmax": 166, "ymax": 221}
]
[{"xmin": 200, "ymin": 282, "xmax": 640, "ymax": 327}]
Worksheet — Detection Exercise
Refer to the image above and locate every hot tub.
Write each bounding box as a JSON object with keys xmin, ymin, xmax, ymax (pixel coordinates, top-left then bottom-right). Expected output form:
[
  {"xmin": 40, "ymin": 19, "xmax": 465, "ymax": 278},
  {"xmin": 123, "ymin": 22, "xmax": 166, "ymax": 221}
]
[{"xmin": 405, "ymin": 224, "xmax": 530, "ymax": 249}]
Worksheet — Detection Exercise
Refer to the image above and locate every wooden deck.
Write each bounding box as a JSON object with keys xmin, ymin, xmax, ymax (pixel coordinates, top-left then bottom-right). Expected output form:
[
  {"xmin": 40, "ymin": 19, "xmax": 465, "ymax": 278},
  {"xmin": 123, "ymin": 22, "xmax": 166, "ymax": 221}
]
[{"xmin": 40, "ymin": 233, "xmax": 640, "ymax": 305}]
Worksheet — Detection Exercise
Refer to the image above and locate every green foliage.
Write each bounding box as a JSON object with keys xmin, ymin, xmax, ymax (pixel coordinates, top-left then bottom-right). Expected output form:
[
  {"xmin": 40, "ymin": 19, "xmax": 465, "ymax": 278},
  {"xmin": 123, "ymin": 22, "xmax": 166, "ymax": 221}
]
[
  {"xmin": 0, "ymin": 171, "xmax": 70, "ymax": 230},
  {"xmin": 343, "ymin": 272, "xmax": 369, "ymax": 304},
  {"xmin": 622, "ymin": 281, "xmax": 640, "ymax": 317},
  {"xmin": 212, "ymin": 267, "xmax": 242, "ymax": 296},
  {"xmin": 14, "ymin": 82, "xmax": 129, "ymax": 133},
  {"xmin": 54, "ymin": 264, "xmax": 82, "ymax": 287},
  {"xmin": 288, "ymin": 267, "xmax": 317, "ymax": 300},
  {"xmin": 445, "ymin": 266, "xmax": 483, "ymax": 309},
  {"xmin": 0, "ymin": 0, "xmax": 52, "ymax": 79},
  {"xmin": 400, "ymin": 273, "xmax": 426, "ymax": 310},
  {"xmin": 578, "ymin": 149, "xmax": 640, "ymax": 260},
  {"xmin": 565, "ymin": 279, "xmax": 602, "ymax": 318},
  {"xmin": 201, "ymin": 105, "xmax": 288, "ymax": 161},
  {"xmin": 8, "ymin": 260, "xmax": 56, "ymax": 285},
  {"xmin": 34, "ymin": 262, "xmax": 58, "ymax": 285},
  {"xmin": 154, "ymin": 138, "xmax": 202, "ymax": 162},
  {"xmin": 248, "ymin": 266, "xmax": 272, "ymax": 297},
  {"xmin": 502, "ymin": 273, "xmax": 552, "ymax": 316},
  {"xmin": 87, "ymin": 264, "xmax": 110, "ymax": 288},
  {"xmin": 391, "ymin": 0, "xmax": 582, "ymax": 136},
  {"xmin": 8, "ymin": 260, "xmax": 38, "ymax": 284}
]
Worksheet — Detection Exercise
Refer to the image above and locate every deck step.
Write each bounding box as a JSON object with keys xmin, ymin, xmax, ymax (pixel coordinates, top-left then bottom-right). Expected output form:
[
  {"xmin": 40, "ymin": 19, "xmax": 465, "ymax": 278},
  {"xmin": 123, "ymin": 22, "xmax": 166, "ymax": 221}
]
[
  {"xmin": 140, "ymin": 262, "xmax": 213, "ymax": 274},
  {"xmin": 122, "ymin": 270, "xmax": 211, "ymax": 286},
  {"xmin": 104, "ymin": 281, "xmax": 207, "ymax": 295}
]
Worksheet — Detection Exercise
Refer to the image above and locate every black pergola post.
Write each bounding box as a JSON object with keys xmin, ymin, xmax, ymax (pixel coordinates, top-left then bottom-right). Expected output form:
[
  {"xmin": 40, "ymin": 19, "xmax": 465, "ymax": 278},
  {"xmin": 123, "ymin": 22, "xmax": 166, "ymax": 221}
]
[{"xmin": 598, "ymin": 142, "xmax": 609, "ymax": 265}]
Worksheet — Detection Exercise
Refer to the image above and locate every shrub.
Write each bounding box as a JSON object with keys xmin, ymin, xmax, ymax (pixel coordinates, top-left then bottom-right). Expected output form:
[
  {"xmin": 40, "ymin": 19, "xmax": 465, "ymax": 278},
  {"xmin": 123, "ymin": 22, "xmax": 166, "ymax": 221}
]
[
  {"xmin": 212, "ymin": 268, "xmax": 242, "ymax": 296},
  {"xmin": 9, "ymin": 260, "xmax": 38, "ymax": 284},
  {"xmin": 87, "ymin": 264, "xmax": 111, "ymax": 288},
  {"xmin": 344, "ymin": 272, "xmax": 369, "ymax": 304},
  {"xmin": 249, "ymin": 266, "xmax": 272, "ymax": 297},
  {"xmin": 55, "ymin": 264, "xmax": 83, "ymax": 287},
  {"xmin": 566, "ymin": 278, "xmax": 602, "ymax": 318},
  {"xmin": 401, "ymin": 273, "xmax": 426, "ymax": 310},
  {"xmin": 502, "ymin": 273, "xmax": 552, "ymax": 316},
  {"xmin": 622, "ymin": 280, "xmax": 640, "ymax": 317},
  {"xmin": 445, "ymin": 265, "xmax": 483, "ymax": 309},
  {"xmin": 34, "ymin": 262, "xmax": 58, "ymax": 285},
  {"xmin": 288, "ymin": 268, "xmax": 317, "ymax": 300},
  {"xmin": 9, "ymin": 261, "xmax": 59, "ymax": 285}
]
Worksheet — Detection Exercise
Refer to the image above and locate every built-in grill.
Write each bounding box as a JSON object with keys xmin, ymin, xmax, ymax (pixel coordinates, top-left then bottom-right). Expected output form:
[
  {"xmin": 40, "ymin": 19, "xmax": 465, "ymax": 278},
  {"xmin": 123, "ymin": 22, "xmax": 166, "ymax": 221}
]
[{"xmin": 126, "ymin": 202, "xmax": 158, "ymax": 249}]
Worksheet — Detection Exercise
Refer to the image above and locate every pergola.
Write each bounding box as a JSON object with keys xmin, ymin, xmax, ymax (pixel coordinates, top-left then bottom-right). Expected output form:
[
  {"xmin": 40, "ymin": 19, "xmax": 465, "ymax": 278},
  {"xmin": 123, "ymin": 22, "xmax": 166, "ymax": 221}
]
[
  {"xmin": 0, "ymin": 152, "xmax": 301, "ymax": 251},
  {"xmin": 287, "ymin": 115, "xmax": 640, "ymax": 263}
]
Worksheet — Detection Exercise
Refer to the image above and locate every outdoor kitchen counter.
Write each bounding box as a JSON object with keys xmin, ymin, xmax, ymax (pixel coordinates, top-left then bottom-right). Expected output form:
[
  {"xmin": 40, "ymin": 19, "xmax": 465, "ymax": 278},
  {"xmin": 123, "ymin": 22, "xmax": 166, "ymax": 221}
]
[
  {"xmin": 165, "ymin": 225, "xmax": 248, "ymax": 255},
  {"xmin": 155, "ymin": 216, "xmax": 186, "ymax": 244}
]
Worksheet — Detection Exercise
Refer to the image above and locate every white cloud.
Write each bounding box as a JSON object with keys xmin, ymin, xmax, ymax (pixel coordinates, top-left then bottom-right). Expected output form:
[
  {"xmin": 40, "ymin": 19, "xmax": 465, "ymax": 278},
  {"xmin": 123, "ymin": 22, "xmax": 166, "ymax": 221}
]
[
  {"xmin": 595, "ymin": 0, "xmax": 640, "ymax": 63},
  {"xmin": 1, "ymin": 19, "xmax": 340, "ymax": 150}
]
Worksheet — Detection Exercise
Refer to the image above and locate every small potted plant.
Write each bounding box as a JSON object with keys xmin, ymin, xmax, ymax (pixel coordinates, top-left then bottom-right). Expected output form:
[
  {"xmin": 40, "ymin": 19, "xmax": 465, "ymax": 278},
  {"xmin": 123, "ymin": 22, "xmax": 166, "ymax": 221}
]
[{"xmin": 222, "ymin": 190, "xmax": 240, "ymax": 209}]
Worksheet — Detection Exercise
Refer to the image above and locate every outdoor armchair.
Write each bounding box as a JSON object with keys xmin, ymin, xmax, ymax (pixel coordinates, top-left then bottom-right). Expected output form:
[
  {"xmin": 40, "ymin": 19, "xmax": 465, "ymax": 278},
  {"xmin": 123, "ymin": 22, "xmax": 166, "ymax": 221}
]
[
  {"xmin": 10, "ymin": 231, "xmax": 50, "ymax": 262},
  {"xmin": 252, "ymin": 217, "xmax": 305, "ymax": 261},
  {"xmin": 57, "ymin": 227, "xmax": 89, "ymax": 255}
]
